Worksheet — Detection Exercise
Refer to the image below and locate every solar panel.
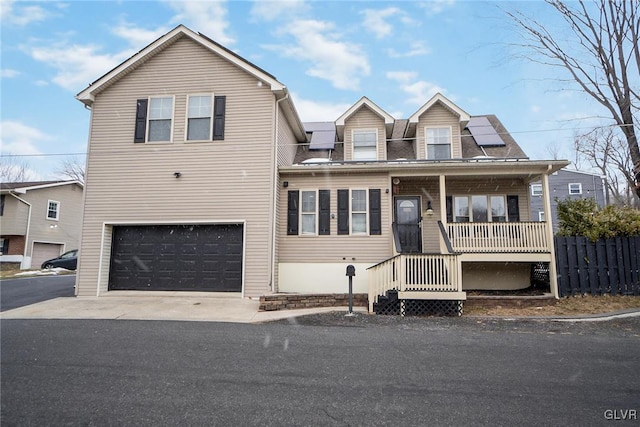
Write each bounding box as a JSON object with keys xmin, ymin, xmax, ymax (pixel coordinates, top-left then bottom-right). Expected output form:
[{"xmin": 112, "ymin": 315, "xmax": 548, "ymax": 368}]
[
  {"xmin": 466, "ymin": 116, "xmax": 505, "ymax": 147},
  {"xmin": 305, "ymin": 122, "xmax": 336, "ymax": 149}
]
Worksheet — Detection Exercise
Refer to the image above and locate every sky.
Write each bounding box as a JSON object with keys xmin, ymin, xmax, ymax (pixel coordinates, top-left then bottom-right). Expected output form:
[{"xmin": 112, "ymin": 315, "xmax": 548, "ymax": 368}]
[{"xmin": 0, "ymin": 0, "xmax": 610, "ymax": 181}]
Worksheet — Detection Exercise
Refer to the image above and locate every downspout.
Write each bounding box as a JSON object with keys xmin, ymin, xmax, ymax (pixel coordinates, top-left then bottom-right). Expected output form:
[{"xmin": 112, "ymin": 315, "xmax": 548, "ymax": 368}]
[
  {"xmin": 269, "ymin": 92, "xmax": 289, "ymax": 293},
  {"xmin": 10, "ymin": 193, "xmax": 32, "ymax": 269}
]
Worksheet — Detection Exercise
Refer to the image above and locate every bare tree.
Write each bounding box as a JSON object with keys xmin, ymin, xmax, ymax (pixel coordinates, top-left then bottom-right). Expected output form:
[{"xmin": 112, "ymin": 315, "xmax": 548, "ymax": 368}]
[
  {"xmin": 574, "ymin": 126, "xmax": 639, "ymax": 207},
  {"xmin": 506, "ymin": 0, "xmax": 640, "ymax": 198},
  {"xmin": 0, "ymin": 158, "xmax": 36, "ymax": 182},
  {"xmin": 55, "ymin": 156, "xmax": 86, "ymax": 183}
]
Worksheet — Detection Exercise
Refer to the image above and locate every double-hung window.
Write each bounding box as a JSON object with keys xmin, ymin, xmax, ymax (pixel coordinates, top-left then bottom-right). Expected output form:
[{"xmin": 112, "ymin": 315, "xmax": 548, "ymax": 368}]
[
  {"xmin": 148, "ymin": 96, "xmax": 174, "ymax": 142},
  {"xmin": 351, "ymin": 189, "xmax": 368, "ymax": 234},
  {"xmin": 531, "ymin": 184, "xmax": 542, "ymax": 196},
  {"xmin": 453, "ymin": 195, "xmax": 508, "ymax": 222},
  {"xmin": 47, "ymin": 200, "xmax": 60, "ymax": 220},
  {"xmin": 187, "ymin": 95, "xmax": 212, "ymax": 141},
  {"xmin": 300, "ymin": 191, "xmax": 317, "ymax": 235},
  {"xmin": 568, "ymin": 183, "xmax": 582, "ymax": 195},
  {"xmin": 352, "ymin": 130, "xmax": 377, "ymax": 161},
  {"xmin": 426, "ymin": 127, "xmax": 451, "ymax": 160}
]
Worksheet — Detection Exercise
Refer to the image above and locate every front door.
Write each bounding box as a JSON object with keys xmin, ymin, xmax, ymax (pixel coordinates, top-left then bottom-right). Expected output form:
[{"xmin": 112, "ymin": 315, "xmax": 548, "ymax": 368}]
[{"xmin": 395, "ymin": 196, "xmax": 422, "ymax": 253}]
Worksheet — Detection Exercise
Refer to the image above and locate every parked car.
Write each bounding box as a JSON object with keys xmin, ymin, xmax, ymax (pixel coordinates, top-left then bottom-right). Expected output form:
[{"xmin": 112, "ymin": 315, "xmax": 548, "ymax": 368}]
[{"xmin": 41, "ymin": 250, "xmax": 78, "ymax": 270}]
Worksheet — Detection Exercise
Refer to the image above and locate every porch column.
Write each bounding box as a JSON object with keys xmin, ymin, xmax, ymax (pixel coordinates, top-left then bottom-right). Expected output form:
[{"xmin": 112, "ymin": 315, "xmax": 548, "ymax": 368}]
[
  {"xmin": 542, "ymin": 172, "xmax": 559, "ymax": 298},
  {"xmin": 438, "ymin": 175, "xmax": 446, "ymax": 220}
]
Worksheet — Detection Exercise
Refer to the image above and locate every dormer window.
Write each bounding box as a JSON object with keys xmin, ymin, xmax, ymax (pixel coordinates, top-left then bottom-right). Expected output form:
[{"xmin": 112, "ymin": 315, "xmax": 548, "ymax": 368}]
[
  {"xmin": 352, "ymin": 129, "xmax": 377, "ymax": 161},
  {"xmin": 425, "ymin": 127, "xmax": 451, "ymax": 160}
]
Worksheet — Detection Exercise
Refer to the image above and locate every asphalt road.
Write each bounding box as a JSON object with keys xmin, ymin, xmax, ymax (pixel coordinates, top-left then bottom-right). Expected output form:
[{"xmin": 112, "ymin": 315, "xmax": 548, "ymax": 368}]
[
  {"xmin": 0, "ymin": 275, "xmax": 75, "ymax": 312},
  {"xmin": 2, "ymin": 315, "xmax": 639, "ymax": 426}
]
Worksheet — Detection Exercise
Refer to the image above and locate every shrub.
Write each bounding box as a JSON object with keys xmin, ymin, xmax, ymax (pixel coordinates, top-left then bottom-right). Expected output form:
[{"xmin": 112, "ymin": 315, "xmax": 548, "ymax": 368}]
[{"xmin": 556, "ymin": 198, "xmax": 640, "ymax": 240}]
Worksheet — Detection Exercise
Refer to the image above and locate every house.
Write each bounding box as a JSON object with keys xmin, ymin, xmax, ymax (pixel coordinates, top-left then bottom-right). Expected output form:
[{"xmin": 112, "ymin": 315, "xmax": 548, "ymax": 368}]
[
  {"xmin": 0, "ymin": 180, "xmax": 84, "ymax": 269},
  {"xmin": 75, "ymin": 25, "xmax": 568, "ymax": 314},
  {"xmin": 530, "ymin": 169, "xmax": 607, "ymax": 231}
]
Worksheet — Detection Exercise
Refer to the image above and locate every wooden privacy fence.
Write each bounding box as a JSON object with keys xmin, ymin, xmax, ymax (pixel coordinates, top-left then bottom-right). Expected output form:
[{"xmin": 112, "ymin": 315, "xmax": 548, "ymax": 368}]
[{"xmin": 555, "ymin": 236, "xmax": 640, "ymax": 297}]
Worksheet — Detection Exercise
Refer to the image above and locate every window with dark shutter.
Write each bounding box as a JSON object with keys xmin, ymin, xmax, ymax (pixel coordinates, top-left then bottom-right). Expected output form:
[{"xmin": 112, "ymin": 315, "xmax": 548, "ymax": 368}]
[
  {"xmin": 507, "ymin": 195, "xmax": 520, "ymax": 222},
  {"xmin": 337, "ymin": 189, "xmax": 349, "ymax": 235},
  {"xmin": 369, "ymin": 189, "xmax": 381, "ymax": 235},
  {"xmin": 134, "ymin": 99, "xmax": 148, "ymax": 143},
  {"xmin": 213, "ymin": 96, "xmax": 226, "ymax": 140},
  {"xmin": 287, "ymin": 190, "xmax": 299, "ymax": 235},
  {"xmin": 446, "ymin": 196, "xmax": 453, "ymax": 222},
  {"xmin": 319, "ymin": 190, "xmax": 330, "ymax": 235}
]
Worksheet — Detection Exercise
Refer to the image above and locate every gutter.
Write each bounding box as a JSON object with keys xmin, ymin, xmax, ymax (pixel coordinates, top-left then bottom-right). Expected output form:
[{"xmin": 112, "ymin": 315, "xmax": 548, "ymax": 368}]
[{"xmin": 9, "ymin": 193, "xmax": 32, "ymax": 269}]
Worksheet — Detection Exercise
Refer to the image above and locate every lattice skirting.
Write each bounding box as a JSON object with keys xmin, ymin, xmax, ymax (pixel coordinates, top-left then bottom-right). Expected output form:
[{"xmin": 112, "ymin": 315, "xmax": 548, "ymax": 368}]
[{"xmin": 374, "ymin": 299, "xmax": 463, "ymax": 317}]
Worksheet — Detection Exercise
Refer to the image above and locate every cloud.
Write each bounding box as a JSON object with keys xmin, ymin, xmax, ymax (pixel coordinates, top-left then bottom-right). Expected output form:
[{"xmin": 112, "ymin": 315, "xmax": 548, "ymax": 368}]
[
  {"xmin": 29, "ymin": 43, "xmax": 132, "ymax": 91},
  {"xmin": 270, "ymin": 20, "xmax": 370, "ymax": 90},
  {"xmin": 0, "ymin": 0, "xmax": 48, "ymax": 26},
  {"xmin": 290, "ymin": 92, "xmax": 352, "ymax": 122},
  {"xmin": 361, "ymin": 7, "xmax": 401, "ymax": 39},
  {"xmin": 387, "ymin": 41, "xmax": 430, "ymax": 58},
  {"xmin": 387, "ymin": 71, "xmax": 445, "ymax": 105},
  {"xmin": 420, "ymin": 0, "xmax": 455, "ymax": 15},
  {"xmin": 250, "ymin": 0, "xmax": 309, "ymax": 22},
  {"xmin": 0, "ymin": 121, "xmax": 50, "ymax": 156},
  {"xmin": 1, "ymin": 69, "xmax": 20, "ymax": 78},
  {"xmin": 111, "ymin": 22, "xmax": 169, "ymax": 48},
  {"xmin": 165, "ymin": 0, "xmax": 234, "ymax": 45}
]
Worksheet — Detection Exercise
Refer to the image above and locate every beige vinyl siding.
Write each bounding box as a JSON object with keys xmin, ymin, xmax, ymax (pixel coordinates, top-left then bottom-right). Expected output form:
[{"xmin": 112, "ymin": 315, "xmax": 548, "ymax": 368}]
[
  {"xmin": 22, "ymin": 184, "xmax": 83, "ymax": 257},
  {"xmin": 1, "ymin": 196, "xmax": 29, "ymax": 235},
  {"xmin": 415, "ymin": 103, "xmax": 461, "ymax": 159},
  {"xmin": 277, "ymin": 173, "xmax": 392, "ymax": 266},
  {"xmin": 77, "ymin": 36, "xmax": 277, "ymax": 298},
  {"xmin": 344, "ymin": 107, "xmax": 387, "ymax": 161},
  {"xmin": 277, "ymin": 104, "xmax": 299, "ymax": 166},
  {"xmin": 393, "ymin": 178, "xmax": 442, "ymax": 253}
]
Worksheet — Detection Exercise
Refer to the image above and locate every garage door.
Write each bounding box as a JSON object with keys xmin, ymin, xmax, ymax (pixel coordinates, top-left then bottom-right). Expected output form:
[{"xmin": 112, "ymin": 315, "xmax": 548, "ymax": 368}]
[
  {"xmin": 109, "ymin": 224, "xmax": 243, "ymax": 292},
  {"xmin": 32, "ymin": 243, "xmax": 63, "ymax": 269}
]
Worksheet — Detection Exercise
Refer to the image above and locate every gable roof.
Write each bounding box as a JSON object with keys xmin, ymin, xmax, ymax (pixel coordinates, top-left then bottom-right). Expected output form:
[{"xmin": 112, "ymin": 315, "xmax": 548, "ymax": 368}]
[
  {"xmin": 0, "ymin": 180, "xmax": 83, "ymax": 194},
  {"xmin": 75, "ymin": 24, "xmax": 306, "ymax": 141},
  {"xmin": 335, "ymin": 96, "xmax": 394, "ymax": 140},
  {"xmin": 405, "ymin": 93, "xmax": 470, "ymax": 138}
]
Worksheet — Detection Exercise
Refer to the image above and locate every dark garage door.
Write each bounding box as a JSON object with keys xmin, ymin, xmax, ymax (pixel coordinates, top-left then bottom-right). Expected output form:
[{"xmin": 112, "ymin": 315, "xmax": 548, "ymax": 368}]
[{"xmin": 109, "ymin": 224, "xmax": 243, "ymax": 292}]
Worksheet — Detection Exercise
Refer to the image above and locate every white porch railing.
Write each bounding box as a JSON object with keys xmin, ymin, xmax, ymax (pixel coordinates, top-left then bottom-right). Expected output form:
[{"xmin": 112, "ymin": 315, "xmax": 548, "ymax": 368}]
[
  {"xmin": 368, "ymin": 254, "xmax": 462, "ymax": 312},
  {"xmin": 447, "ymin": 222, "xmax": 549, "ymax": 253}
]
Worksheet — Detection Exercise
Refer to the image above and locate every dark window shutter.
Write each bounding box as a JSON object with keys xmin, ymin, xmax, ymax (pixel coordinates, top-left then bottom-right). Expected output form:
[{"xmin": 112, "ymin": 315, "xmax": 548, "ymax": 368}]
[
  {"xmin": 134, "ymin": 99, "xmax": 148, "ymax": 143},
  {"xmin": 337, "ymin": 189, "xmax": 349, "ymax": 235},
  {"xmin": 369, "ymin": 189, "xmax": 381, "ymax": 235},
  {"xmin": 319, "ymin": 190, "xmax": 330, "ymax": 235},
  {"xmin": 507, "ymin": 195, "xmax": 520, "ymax": 222},
  {"xmin": 1, "ymin": 238, "xmax": 8, "ymax": 254},
  {"xmin": 0, "ymin": 194, "xmax": 5, "ymax": 216},
  {"xmin": 446, "ymin": 196, "xmax": 453, "ymax": 222},
  {"xmin": 287, "ymin": 190, "xmax": 299, "ymax": 235},
  {"xmin": 213, "ymin": 96, "xmax": 226, "ymax": 140}
]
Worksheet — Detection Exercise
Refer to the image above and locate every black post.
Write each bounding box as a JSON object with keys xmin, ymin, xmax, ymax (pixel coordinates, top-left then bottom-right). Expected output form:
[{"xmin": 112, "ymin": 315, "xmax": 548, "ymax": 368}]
[{"xmin": 346, "ymin": 265, "xmax": 356, "ymax": 315}]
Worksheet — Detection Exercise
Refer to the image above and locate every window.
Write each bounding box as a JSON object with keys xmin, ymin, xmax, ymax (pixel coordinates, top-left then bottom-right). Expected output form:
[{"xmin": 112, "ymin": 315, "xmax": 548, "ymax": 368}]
[
  {"xmin": 351, "ymin": 190, "xmax": 368, "ymax": 234},
  {"xmin": 187, "ymin": 95, "xmax": 212, "ymax": 141},
  {"xmin": 453, "ymin": 195, "xmax": 509, "ymax": 222},
  {"xmin": 568, "ymin": 183, "xmax": 582, "ymax": 195},
  {"xmin": 426, "ymin": 127, "xmax": 451, "ymax": 160},
  {"xmin": 538, "ymin": 211, "xmax": 546, "ymax": 222},
  {"xmin": 148, "ymin": 96, "xmax": 174, "ymax": 142},
  {"xmin": 531, "ymin": 184, "xmax": 542, "ymax": 196},
  {"xmin": 47, "ymin": 200, "xmax": 60, "ymax": 220},
  {"xmin": 0, "ymin": 238, "xmax": 7, "ymax": 255},
  {"xmin": 352, "ymin": 130, "xmax": 377, "ymax": 160},
  {"xmin": 300, "ymin": 191, "xmax": 317, "ymax": 235}
]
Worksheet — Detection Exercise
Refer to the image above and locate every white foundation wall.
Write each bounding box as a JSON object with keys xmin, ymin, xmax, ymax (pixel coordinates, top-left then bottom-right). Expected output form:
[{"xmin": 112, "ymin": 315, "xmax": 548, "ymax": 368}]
[{"xmin": 278, "ymin": 263, "xmax": 371, "ymax": 293}]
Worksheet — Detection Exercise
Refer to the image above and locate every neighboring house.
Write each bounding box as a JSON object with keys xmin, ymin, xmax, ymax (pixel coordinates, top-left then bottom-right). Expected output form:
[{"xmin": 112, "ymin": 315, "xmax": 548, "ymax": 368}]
[
  {"xmin": 75, "ymin": 25, "xmax": 568, "ymax": 312},
  {"xmin": 530, "ymin": 169, "xmax": 607, "ymax": 232},
  {"xmin": 0, "ymin": 181, "xmax": 84, "ymax": 269}
]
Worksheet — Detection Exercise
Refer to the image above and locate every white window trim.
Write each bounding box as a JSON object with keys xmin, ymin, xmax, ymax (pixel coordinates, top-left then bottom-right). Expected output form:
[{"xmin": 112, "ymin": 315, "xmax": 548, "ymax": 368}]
[
  {"xmin": 47, "ymin": 200, "xmax": 60, "ymax": 221},
  {"xmin": 146, "ymin": 95, "xmax": 175, "ymax": 143},
  {"xmin": 424, "ymin": 126, "xmax": 452, "ymax": 160},
  {"xmin": 299, "ymin": 189, "xmax": 318, "ymax": 236},
  {"xmin": 538, "ymin": 211, "xmax": 546, "ymax": 222},
  {"xmin": 350, "ymin": 189, "xmax": 369, "ymax": 235},
  {"xmin": 531, "ymin": 184, "xmax": 543, "ymax": 196},
  {"xmin": 453, "ymin": 194, "xmax": 509, "ymax": 223},
  {"xmin": 568, "ymin": 183, "xmax": 582, "ymax": 195},
  {"xmin": 351, "ymin": 128, "xmax": 378, "ymax": 161},
  {"xmin": 185, "ymin": 93, "xmax": 214, "ymax": 142}
]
